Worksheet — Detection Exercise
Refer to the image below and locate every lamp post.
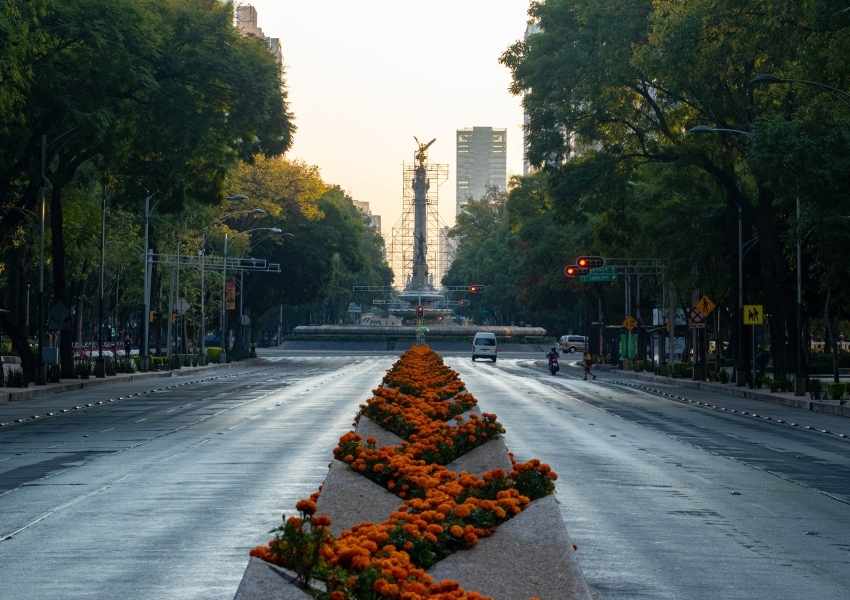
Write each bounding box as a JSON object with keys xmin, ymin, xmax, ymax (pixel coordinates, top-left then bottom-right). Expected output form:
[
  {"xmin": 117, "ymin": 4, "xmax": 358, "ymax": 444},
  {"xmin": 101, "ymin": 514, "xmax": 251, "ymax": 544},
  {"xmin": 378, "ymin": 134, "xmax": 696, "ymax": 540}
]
[{"xmin": 687, "ymin": 125, "xmax": 752, "ymax": 385}]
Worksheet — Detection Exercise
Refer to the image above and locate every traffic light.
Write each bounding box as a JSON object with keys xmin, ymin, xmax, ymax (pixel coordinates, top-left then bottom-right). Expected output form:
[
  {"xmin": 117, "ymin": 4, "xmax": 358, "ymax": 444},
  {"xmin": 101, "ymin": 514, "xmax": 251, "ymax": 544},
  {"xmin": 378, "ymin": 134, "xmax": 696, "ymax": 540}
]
[
  {"xmin": 416, "ymin": 305, "xmax": 424, "ymax": 318},
  {"xmin": 468, "ymin": 284, "xmax": 480, "ymax": 294},
  {"xmin": 564, "ymin": 265, "xmax": 580, "ymax": 279},
  {"xmin": 576, "ymin": 255, "xmax": 605, "ymax": 269}
]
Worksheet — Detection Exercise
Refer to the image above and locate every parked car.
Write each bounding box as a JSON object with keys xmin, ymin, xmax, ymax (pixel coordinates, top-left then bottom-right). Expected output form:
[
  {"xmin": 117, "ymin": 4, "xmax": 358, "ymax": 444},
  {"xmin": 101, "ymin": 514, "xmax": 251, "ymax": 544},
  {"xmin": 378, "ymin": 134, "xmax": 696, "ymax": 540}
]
[
  {"xmin": 472, "ymin": 332, "xmax": 498, "ymax": 363},
  {"xmin": 559, "ymin": 335, "xmax": 588, "ymax": 353}
]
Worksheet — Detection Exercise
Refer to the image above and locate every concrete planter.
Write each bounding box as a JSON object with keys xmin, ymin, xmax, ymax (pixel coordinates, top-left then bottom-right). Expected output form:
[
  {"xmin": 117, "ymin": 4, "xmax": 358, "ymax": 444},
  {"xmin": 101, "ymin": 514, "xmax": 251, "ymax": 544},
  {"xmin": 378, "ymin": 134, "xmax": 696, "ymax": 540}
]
[{"xmin": 236, "ymin": 371, "xmax": 592, "ymax": 599}]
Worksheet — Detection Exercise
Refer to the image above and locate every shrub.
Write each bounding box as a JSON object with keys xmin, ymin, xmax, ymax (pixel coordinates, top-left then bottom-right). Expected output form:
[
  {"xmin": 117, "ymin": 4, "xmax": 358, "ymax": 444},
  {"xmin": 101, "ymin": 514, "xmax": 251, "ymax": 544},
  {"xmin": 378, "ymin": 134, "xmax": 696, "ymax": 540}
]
[
  {"xmin": 206, "ymin": 347, "xmax": 222, "ymax": 364},
  {"xmin": 77, "ymin": 360, "xmax": 92, "ymax": 379},
  {"xmin": 827, "ymin": 383, "xmax": 846, "ymax": 401},
  {"xmin": 672, "ymin": 363, "xmax": 691, "ymax": 379},
  {"xmin": 47, "ymin": 364, "xmax": 61, "ymax": 383}
]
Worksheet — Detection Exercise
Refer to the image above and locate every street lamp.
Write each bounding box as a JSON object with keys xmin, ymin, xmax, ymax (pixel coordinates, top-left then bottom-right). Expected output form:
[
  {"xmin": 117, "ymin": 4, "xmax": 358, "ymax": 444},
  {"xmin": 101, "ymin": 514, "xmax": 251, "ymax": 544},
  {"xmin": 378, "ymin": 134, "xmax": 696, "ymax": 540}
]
[
  {"xmin": 751, "ymin": 73, "xmax": 850, "ymax": 108},
  {"xmin": 201, "ymin": 208, "xmax": 267, "ymax": 361},
  {"xmin": 233, "ymin": 228, "xmax": 286, "ymax": 355},
  {"xmin": 687, "ymin": 125, "xmax": 753, "ymax": 386}
]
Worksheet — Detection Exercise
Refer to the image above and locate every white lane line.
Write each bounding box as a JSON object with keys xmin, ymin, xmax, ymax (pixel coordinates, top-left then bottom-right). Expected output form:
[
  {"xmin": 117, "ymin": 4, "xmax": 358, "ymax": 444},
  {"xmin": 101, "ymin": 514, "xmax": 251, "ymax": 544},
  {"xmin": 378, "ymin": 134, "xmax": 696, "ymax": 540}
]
[{"xmin": 0, "ymin": 473, "xmax": 131, "ymax": 542}]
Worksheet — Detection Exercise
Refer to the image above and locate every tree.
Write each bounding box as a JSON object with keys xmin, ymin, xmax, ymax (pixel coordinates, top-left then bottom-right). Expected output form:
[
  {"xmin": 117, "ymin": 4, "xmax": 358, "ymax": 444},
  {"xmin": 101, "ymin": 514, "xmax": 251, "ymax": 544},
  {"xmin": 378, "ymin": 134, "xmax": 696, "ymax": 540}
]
[
  {"xmin": 502, "ymin": 0, "xmax": 850, "ymax": 378},
  {"xmin": 0, "ymin": 0, "xmax": 294, "ymax": 377}
]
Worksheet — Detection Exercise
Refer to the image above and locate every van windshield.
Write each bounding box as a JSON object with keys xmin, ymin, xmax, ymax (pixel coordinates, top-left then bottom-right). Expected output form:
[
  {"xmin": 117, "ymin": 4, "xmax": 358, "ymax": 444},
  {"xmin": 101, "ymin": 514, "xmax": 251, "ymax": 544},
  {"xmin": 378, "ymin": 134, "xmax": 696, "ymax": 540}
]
[{"xmin": 476, "ymin": 337, "xmax": 496, "ymax": 346}]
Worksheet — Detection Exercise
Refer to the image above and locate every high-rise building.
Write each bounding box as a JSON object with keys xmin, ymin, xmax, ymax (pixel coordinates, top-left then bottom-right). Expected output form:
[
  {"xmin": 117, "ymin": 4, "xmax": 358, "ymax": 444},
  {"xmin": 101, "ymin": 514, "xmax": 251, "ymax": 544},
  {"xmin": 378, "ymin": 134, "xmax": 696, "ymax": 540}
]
[
  {"xmin": 456, "ymin": 127, "xmax": 507, "ymax": 212},
  {"xmin": 352, "ymin": 200, "xmax": 383, "ymax": 234},
  {"xmin": 236, "ymin": 4, "xmax": 283, "ymax": 69},
  {"xmin": 523, "ymin": 22, "xmax": 541, "ymax": 176}
]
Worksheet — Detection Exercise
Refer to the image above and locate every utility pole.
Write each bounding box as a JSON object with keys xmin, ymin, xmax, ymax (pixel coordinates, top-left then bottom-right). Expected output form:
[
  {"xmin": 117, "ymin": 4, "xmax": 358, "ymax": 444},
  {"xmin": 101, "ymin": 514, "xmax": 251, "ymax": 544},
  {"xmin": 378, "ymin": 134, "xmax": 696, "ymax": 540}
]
[
  {"xmin": 175, "ymin": 239, "xmax": 181, "ymax": 356},
  {"xmin": 37, "ymin": 136, "xmax": 47, "ymax": 384},
  {"xmin": 142, "ymin": 193, "xmax": 153, "ymax": 371},
  {"xmin": 95, "ymin": 189, "xmax": 107, "ymax": 378},
  {"xmin": 200, "ymin": 235, "xmax": 206, "ymax": 361},
  {"xmin": 737, "ymin": 204, "xmax": 744, "ymax": 385},
  {"xmin": 278, "ymin": 303, "xmax": 283, "ymax": 346},
  {"xmin": 795, "ymin": 195, "xmax": 805, "ymax": 395},
  {"xmin": 239, "ymin": 270, "xmax": 245, "ymax": 353},
  {"xmin": 221, "ymin": 233, "xmax": 229, "ymax": 363}
]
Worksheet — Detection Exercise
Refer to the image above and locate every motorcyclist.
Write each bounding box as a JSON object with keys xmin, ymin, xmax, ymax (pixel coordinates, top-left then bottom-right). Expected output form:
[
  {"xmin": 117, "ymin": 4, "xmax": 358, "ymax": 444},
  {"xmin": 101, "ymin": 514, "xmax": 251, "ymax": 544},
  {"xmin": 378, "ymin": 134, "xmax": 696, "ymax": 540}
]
[{"xmin": 547, "ymin": 347, "xmax": 560, "ymax": 374}]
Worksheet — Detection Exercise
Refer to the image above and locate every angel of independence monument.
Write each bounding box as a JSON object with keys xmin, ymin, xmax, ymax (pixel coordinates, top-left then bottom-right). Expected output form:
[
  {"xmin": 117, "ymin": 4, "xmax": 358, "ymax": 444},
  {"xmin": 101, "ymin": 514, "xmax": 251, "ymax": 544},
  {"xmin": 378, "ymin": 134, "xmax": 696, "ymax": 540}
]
[
  {"xmin": 291, "ymin": 137, "xmax": 547, "ymax": 342},
  {"xmin": 394, "ymin": 138, "xmax": 450, "ymax": 319}
]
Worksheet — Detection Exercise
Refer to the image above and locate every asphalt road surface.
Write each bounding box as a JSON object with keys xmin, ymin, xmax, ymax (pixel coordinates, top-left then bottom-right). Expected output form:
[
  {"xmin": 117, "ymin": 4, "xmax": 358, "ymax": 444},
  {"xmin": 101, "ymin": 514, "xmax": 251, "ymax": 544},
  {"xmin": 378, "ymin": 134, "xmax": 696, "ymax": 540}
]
[{"xmin": 1, "ymin": 351, "xmax": 849, "ymax": 600}]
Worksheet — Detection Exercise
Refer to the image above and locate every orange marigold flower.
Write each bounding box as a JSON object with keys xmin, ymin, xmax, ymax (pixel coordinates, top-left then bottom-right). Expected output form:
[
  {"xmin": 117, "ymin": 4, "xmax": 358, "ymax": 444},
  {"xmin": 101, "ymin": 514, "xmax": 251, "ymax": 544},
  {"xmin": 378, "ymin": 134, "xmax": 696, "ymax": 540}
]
[
  {"xmin": 313, "ymin": 515, "xmax": 332, "ymax": 527},
  {"xmin": 295, "ymin": 499, "xmax": 317, "ymax": 515}
]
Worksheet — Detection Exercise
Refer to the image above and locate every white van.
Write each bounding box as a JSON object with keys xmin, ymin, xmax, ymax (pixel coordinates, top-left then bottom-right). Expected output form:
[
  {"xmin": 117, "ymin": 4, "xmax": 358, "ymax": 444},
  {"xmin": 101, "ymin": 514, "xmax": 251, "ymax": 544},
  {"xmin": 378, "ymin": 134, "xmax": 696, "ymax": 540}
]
[
  {"xmin": 472, "ymin": 332, "xmax": 498, "ymax": 363},
  {"xmin": 559, "ymin": 335, "xmax": 587, "ymax": 353}
]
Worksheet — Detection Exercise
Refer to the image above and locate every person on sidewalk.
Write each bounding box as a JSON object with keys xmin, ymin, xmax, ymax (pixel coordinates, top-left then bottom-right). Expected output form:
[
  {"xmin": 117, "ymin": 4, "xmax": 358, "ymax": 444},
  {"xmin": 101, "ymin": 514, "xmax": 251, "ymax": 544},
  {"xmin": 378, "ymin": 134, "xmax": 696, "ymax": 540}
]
[{"xmin": 583, "ymin": 351, "xmax": 596, "ymax": 381}]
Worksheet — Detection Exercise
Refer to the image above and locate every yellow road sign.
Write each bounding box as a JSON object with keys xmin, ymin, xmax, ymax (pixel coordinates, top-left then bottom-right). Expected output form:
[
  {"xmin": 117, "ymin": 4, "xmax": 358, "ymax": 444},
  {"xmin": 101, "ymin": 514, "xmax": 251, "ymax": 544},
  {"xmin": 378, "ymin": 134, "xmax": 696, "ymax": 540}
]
[
  {"xmin": 695, "ymin": 295, "xmax": 716, "ymax": 318},
  {"xmin": 623, "ymin": 316, "xmax": 638, "ymax": 332},
  {"xmin": 744, "ymin": 304, "xmax": 764, "ymax": 326}
]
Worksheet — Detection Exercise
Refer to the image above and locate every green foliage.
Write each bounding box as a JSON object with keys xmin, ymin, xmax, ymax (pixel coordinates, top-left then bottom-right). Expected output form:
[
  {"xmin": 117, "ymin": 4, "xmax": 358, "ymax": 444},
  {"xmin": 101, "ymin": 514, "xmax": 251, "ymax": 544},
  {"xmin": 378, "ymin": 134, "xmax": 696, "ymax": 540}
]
[
  {"xmin": 0, "ymin": 0, "xmax": 294, "ymax": 377},
  {"xmin": 827, "ymin": 383, "xmax": 846, "ymax": 401},
  {"xmin": 500, "ymin": 0, "xmax": 850, "ymax": 377}
]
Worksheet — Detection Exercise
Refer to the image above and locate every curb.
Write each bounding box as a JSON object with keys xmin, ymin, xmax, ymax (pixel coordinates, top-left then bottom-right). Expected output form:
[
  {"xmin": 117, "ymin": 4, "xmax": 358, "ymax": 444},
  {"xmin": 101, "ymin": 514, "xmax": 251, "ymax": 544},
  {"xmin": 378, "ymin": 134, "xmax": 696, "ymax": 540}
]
[
  {"xmin": 1, "ymin": 359, "xmax": 267, "ymax": 404},
  {"xmin": 610, "ymin": 370, "xmax": 850, "ymax": 419}
]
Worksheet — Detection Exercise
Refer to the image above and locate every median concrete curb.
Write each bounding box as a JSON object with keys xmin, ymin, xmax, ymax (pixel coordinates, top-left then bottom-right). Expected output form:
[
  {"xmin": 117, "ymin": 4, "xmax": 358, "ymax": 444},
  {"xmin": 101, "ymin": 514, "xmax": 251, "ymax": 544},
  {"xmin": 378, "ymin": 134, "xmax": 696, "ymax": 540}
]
[
  {"xmin": 429, "ymin": 495, "xmax": 591, "ymax": 600},
  {"xmin": 0, "ymin": 359, "xmax": 265, "ymax": 404},
  {"xmin": 234, "ymin": 558, "xmax": 312, "ymax": 600},
  {"xmin": 610, "ymin": 370, "xmax": 850, "ymax": 418},
  {"xmin": 237, "ymin": 404, "xmax": 593, "ymax": 599},
  {"xmin": 315, "ymin": 460, "xmax": 402, "ymax": 537}
]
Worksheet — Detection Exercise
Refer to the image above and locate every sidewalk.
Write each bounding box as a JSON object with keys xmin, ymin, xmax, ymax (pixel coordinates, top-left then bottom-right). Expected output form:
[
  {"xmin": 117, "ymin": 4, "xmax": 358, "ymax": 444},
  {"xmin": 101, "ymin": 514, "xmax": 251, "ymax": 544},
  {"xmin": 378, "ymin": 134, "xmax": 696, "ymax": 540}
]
[
  {"xmin": 589, "ymin": 364, "xmax": 850, "ymax": 419},
  {"xmin": 0, "ymin": 359, "xmax": 262, "ymax": 404}
]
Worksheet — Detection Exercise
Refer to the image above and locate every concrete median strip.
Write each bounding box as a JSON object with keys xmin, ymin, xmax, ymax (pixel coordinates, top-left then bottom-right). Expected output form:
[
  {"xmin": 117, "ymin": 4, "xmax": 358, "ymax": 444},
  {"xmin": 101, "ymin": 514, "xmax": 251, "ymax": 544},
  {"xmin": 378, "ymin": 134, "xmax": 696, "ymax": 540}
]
[{"xmin": 236, "ymin": 347, "xmax": 593, "ymax": 600}]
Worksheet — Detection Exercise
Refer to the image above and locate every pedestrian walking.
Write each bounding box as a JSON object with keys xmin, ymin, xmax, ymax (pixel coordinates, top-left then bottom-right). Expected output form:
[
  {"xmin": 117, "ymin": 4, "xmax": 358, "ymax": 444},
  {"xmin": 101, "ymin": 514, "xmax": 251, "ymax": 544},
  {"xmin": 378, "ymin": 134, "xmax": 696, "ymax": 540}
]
[{"xmin": 583, "ymin": 351, "xmax": 596, "ymax": 381}]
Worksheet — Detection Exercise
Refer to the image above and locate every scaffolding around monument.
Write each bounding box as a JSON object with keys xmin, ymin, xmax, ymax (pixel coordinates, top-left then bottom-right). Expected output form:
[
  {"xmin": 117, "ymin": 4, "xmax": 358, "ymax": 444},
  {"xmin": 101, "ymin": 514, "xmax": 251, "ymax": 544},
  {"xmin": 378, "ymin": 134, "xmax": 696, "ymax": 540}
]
[{"xmin": 389, "ymin": 161, "xmax": 450, "ymax": 290}]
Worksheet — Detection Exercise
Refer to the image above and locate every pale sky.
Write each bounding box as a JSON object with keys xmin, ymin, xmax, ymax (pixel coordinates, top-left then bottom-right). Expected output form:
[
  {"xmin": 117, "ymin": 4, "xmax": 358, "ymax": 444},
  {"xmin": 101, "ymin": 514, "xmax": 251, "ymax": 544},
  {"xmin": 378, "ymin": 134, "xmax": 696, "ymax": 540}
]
[{"xmin": 241, "ymin": 0, "xmax": 531, "ymax": 236}]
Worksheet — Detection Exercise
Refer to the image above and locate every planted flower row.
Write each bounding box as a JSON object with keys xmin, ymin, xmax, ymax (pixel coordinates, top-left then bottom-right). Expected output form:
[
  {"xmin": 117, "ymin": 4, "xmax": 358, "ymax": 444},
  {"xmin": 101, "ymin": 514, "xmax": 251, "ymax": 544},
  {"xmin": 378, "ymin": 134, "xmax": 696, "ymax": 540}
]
[{"xmin": 251, "ymin": 346, "xmax": 558, "ymax": 600}]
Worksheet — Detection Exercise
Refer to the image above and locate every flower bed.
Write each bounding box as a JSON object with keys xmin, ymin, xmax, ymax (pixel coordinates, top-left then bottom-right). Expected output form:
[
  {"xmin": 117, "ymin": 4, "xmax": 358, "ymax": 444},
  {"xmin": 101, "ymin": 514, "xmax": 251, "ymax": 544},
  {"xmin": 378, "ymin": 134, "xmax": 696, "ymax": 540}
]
[{"xmin": 243, "ymin": 346, "xmax": 585, "ymax": 600}]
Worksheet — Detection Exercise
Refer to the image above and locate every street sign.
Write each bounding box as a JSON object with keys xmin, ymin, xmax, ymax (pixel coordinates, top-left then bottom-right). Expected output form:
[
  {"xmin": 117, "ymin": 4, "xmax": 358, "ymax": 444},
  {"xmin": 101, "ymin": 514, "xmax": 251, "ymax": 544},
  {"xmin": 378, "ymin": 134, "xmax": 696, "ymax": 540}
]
[
  {"xmin": 695, "ymin": 295, "xmax": 716, "ymax": 318},
  {"xmin": 623, "ymin": 316, "xmax": 638, "ymax": 331},
  {"xmin": 744, "ymin": 304, "xmax": 764, "ymax": 325},
  {"xmin": 687, "ymin": 307, "xmax": 706, "ymax": 329},
  {"xmin": 579, "ymin": 266, "xmax": 617, "ymax": 283}
]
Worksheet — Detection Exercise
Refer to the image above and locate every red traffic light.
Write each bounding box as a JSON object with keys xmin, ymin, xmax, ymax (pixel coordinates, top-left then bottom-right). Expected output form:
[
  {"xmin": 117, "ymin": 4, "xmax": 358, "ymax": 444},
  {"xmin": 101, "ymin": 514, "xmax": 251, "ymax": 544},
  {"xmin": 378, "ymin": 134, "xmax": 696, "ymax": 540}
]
[
  {"xmin": 468, "ymin": 285, "xmax": 480, "ymax": 294},
  {"xmin": 564, "ymin": 265, "xmax": 580, "ymax": 279},
  {"xmin": 416, "ymin": 305, "xmax": 424, "ymax": 318},
  {"xmin": 576, "ymin": 255, "xmax": 605, "ymax": 269}
]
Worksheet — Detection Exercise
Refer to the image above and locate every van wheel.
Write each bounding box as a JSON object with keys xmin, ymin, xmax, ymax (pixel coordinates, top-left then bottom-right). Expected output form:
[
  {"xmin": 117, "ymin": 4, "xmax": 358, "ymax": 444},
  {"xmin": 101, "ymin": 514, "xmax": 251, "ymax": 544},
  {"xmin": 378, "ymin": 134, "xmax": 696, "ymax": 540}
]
[
  {"xmin": 569, "ymin": 347, "xmax": 576, "ymax": 353},
  {"xmin": 492, "ymin": 357, "xmax": 497, "ymax": 363},
  {"xmin": 472, "ymin": 357, "xmax": 476, "ymax": 362}
]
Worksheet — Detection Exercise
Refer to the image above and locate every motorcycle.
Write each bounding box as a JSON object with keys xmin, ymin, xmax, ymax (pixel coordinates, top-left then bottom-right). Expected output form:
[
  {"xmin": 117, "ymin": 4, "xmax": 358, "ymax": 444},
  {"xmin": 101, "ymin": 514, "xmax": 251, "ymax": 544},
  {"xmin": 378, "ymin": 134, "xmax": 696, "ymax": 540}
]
[{"xmin": 548, "ymin": 355, "xmax": 560, "ymax": 375}]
